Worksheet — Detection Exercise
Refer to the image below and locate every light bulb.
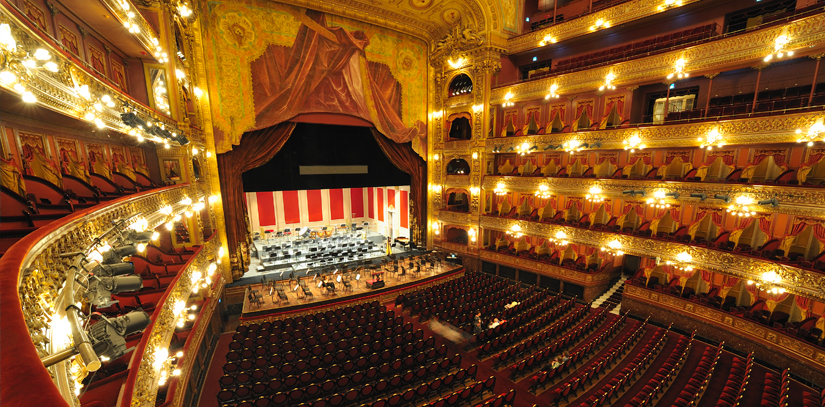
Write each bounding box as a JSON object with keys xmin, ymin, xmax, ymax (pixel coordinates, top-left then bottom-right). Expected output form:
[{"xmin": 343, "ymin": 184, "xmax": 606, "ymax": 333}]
[
  {"xmin": 22, "ymin": 91, "xmax": 37, "ymax": 103},
  {"xmin": 0, "ymin": 70, "xmax": 16, "ymax": 85},
  {"xmin": 34, "ymin": 48, "xmax": 51, "ymax": 60}
]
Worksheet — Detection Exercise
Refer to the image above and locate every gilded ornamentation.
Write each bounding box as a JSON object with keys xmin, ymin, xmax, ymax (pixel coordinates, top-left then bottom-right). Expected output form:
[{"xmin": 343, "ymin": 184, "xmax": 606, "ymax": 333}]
[
  {"xmin": 495, "ymin": 13, "xmax": 825, "ymax": 102},
  {"xmin": 480, "ymin": 215, "xmax": 825, "ymax": 300},
  {"xmin": 478, "ymin": 249, "xmax": 614, "ymax": 284},
  {"xmin": 434, "ymin": 23, "xmax": 483, "ymax": 55}
]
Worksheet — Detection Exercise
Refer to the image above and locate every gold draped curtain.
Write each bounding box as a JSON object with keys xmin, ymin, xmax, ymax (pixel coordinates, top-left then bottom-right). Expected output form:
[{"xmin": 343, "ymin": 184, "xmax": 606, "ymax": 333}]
[{"xmin": 0, "ymin": 157, "xmax": 26, "ymax": 197}]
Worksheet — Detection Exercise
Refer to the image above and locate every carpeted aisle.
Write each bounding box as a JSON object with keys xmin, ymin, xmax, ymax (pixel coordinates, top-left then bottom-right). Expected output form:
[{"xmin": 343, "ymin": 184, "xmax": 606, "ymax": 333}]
[
  {"xmin": 198, "ymin": 332, "xmax": 234, "ymax": 407},
  {"xmin": 695, "ymin": 351, "xmax": 735, "ymax": 407}
]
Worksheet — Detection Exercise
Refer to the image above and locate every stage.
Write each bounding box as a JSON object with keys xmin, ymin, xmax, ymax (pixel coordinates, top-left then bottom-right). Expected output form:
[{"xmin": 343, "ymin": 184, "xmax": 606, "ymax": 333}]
[{"xmin": 239, "ymin": 253, "xmax": 462, "ymax": 316}]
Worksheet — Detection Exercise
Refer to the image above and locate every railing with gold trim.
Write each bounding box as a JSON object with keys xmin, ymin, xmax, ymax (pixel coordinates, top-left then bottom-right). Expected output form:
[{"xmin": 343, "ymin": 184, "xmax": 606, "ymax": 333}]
[
  {"xmin": 0, "ymin": 184, "xmax": 206, "ymax": 407},
  {"xmin": 478, "ymin": 215, "xmax": 825, "ymax": 301}
]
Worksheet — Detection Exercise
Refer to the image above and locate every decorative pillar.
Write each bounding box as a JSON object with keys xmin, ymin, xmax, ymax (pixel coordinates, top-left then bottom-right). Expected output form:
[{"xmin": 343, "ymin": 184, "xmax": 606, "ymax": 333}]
[
  {"xmin": 752, "ymin": 66, "xmax": 764, "ymax": 110},
  {"xmin": 704, "ymin": 73, "xmax": 719, "ymax": 113},
  {"xmin": 809, "ymin": 54, "xmax": 824, "ymax": 106}
]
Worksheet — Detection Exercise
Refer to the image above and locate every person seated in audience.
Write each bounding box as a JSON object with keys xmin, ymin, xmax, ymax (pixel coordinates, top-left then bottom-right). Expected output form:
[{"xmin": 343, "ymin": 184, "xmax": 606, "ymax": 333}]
[
  {"xmin": 550, "ymin": 357, "xmax": 561, "ymax": 370},
  {"xmin": 473, "ymin": 311, "xmax": 483, "ymax": 335},
  {"xmin": 489, "ymin": 317, "xmax": 503, "ymax": 329},
  {"xmin": 504, "ymin": 301, "xmax": 520, "ymax": 309},
  {"xmin": 560, "ymin": 351, "xmax": 569, "ymax": 363}
]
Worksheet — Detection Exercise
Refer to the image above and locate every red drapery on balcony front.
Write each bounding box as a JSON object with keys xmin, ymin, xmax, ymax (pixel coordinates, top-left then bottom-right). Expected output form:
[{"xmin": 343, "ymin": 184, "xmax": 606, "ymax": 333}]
[
  {"xmin": 548, "ymin": 104, "xmax": 565, "ymax": 128},
  {"xmin": 765, "ymin": 292, "xmax": 790, "ymax": 312},
  {"xmin": 796, "ymin": 296, "xmax": 811, "ymax": 318},
  {"xmin": 719, "ymin": 276, "xmax": 740, "ymax": 299}
]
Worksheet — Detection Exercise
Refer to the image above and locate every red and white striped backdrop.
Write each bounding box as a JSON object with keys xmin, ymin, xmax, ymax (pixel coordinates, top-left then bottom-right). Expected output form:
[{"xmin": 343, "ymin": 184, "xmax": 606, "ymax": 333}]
[{"xmin": 245, "ymin": 186, "xmax": 410, "ymax": 237}]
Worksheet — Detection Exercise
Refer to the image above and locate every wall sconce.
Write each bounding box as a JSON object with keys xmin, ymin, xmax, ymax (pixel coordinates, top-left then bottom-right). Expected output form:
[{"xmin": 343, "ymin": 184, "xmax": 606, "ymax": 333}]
[
  {"xmin": 448, "ymin": 57, "xmax": 466, "ymax": 69},
  {"xmin": 667, "ymin": 58, "xmax": 689, "ymax": 80},
  {"xmin": 470, "ymin": 187, "xmax": 480, "ymax": 196},
  {"xmin": 472, "ymin": 104, "xmax": 483, "ymax": 113},
  {"xmin": 795, "ymin": 121, "xmax": 825, "ymax": 146},
  {"xmin": 601, "ymin": 239, "xmax": 623, "ymax": 255},
  {"xmin": 658, "ymin": 0, "xmax": 683, "ymax": 10},
  {"xmin": 623, "ymin": 133, "xmax": 646, "ymax": 152},
  {"xmin": 494, "ymin": 182, "xmax": 507, "ymax": 196},
  {"xmin": 647, "ymin": 190, "xmax": 678, "ymax": 208},
  {"xmin": 535, "ymin": 184, "xmax": 552, "ymax": 199},
  {"xmin": 586, "ymin": 186, "xmax": 604, "ymax": 203},
  {"xmin": 599, "ymin": 72, "xmax": 616, "ymax": 91},
  {"xmin": 472, "ymin": 152, "xmax": 478, "ymax": 159},
  {"xmin": 503, "ymin": 92, "xmax": 515, "ymax": 107},
  {"xmin": 545, "ymin": 83, "xmax": 560, "ymax": 100},
  {"xmin": 764, "ymin": 33, "xmax": 793, "ymax": 62},
  {"xmin": 507, "ymin": 224, "xmax": 523, "ymax": 238},
  {"xmin": 433, "ymin": 153, "xmax": 440, "ymax": 161},
  {"xmin": 539, "ymin": 34, "xmax": 557, "ymax": 47},
  {"xmin": 433, "ymin": 223, "xmax": 440, "ymax": 235},
  {"xmin": 589, "ymin": 18, "xmax": 610, "ymax": 31},
  {"xmin": 748, "ymin": 270, "xmax": 785, "ymax": 294},
  {"xmin": 698, "ymin": 128, "xmax": 724, "ymax": 150},
  {"xmin": 468, "ymin": 228, "xmax": 477, "ymax": 243},
  {"xmin": 431, "ymin": 110, "xmax": 444, "ymax": 120}
]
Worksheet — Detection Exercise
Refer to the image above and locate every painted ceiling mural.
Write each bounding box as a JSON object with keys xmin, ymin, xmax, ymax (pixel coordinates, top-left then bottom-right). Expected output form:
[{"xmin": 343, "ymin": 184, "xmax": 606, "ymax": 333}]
[{"xmin": 203, "ymin": 0, "xmax": 428, "ymax": 156}]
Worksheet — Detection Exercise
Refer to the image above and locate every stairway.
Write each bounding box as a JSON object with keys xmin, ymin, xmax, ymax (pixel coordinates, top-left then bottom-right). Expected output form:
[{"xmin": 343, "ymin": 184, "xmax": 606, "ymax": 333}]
[{"xmin": 592, "ymin": 275, "xmax": 627, "ymax": 314}]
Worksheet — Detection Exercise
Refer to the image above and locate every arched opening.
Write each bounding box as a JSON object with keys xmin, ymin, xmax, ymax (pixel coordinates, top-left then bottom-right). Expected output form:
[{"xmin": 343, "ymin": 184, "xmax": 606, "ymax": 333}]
[
  {"xmin": 549, "ymin": 114, "xmax": 565, "ymax": 133},
  {"xmin": 786, "ymin": 225, "xmax": 822, "ymax": 261},
  {"xmin": 448, "ymin": 117, "xmax": 472, "ymax": 140},
  {"xmin": 525, "ymin": 114, "xmax": 539, "ymax": 135},
  {"xmin": 659, "ymin": 157, "xmax": 691, "ymax": 180},
  {"xmin": 445, "ymin": 227, "xmax": 469, "ymax": 244},
  {"xmin": 445, "ymin": 191, "xmax": 469, "ymax": 212},
  {"xmin": 602, "ymin": 105, "xmax": 623, "ymax": 128},
  {"xmin": 593, "ymin": 160, "xmax": 617, "ymax": 178},
  {"xmin": 575, "ymin": 113, "xmax": 592, "ymax": 131},
  {"xmin": 448, "ymin": 74, "xmax": 473, "ymax": 97},
  {"xmin": 446, "ymin": 159, "xmax": 470, "ymax": 174}
]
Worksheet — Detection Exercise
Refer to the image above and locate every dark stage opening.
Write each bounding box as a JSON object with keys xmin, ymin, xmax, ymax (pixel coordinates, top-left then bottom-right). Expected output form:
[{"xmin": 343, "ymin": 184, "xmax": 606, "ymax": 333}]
[{"xmin": 242, "ymin": 123, "xmax": 411, "ymax": 192}]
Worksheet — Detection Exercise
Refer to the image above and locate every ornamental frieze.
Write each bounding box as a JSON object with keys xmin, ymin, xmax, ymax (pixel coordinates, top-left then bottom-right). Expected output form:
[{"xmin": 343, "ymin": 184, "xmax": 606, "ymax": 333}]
[
  {"xmin": 479, "ymin": 215, "xmax": 825, "ymax": 300},
  {"xmin": 478, "ymin": 250, "xmax": 614, "ymax": 284},
  {"xmin": 481, "ymin": 175, "xmax": 825, "ymax": 218},
  {"xmin": 483, "ymin": 112, "xmax": 819, "ymax": 150},
  {"xmin": 624, "ymin": 286, "xmax": 825, "ymax": 371},
  {"xmin": 494, "ymin": 13, "xmax": 825, "ymax": 102},
  {"xmin": 436, "ymin": 210, "xmax": 474, "ymax": 227}
]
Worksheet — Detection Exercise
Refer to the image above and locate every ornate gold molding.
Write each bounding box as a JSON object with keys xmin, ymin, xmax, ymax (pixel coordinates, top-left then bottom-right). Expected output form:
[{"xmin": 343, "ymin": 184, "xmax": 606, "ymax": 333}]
[
  {"xmin": 507, "ymin": 0, "xmax": 705, "ymax": 54},
  {"xmin": 624, "ymin": 284, "xmax": 825, "ymax": 370},
  {"xmin": 493, "ymin": 13, "xmax": 825, "ymax": 102},
  {"xmin": 484, "ymin": 111, "xmax": 821, "ymax": 150},
  {"xmin": 477, "ymin": 249, "xmax": 616, "ymax": 284},
  {"xmin": 436, "ymin": 210, "xmax": 474, "ymax": 228},
  {"xmin": 481, "ymin": 174, "xmax": 825, "ymax": 218},
  {"xmin": 480, "ymin": 215, "xmax": 825, "ymax": 300}
]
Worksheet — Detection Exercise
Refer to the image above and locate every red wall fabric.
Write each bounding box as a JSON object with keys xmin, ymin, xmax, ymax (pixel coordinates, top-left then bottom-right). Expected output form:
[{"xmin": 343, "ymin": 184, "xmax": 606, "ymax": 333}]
[
  {"xmin": 256, "ymin": 192, "xmax": 277, "ymax": 227},
  {"xmin": 388, "ymin": 189, "xmax": 396, "ymax": 211},
  {"xmin": 350, "ymin": 188, "xmax": 364, "ymax": 218},
  {"xmin": 377, "ymin": 188, "xmax": 384, "ymax": 221},
  {"xmin": 307, "ymin": 189, "xmax": 323, "ymax": 222},
  {"xmin": 401, "ymin": 190, "xmax": 408, "ymax": 228},
  {"xmin": 282, "ymin": 190, "xmax": 301, "ymax": 225},
  {"xmin": 368, "ymin": 188, "xmax": 374, "ymax": 218},
  {"xmin": 329, "ymin": 189, "xmax": 344, "ymax": 220}
]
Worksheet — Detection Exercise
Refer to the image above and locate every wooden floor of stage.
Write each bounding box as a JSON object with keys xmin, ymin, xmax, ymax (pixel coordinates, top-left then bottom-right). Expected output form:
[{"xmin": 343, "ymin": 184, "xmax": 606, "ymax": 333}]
[{"xmin": 241, "ymin": 258, "xmax": 462, "ymax": 314}]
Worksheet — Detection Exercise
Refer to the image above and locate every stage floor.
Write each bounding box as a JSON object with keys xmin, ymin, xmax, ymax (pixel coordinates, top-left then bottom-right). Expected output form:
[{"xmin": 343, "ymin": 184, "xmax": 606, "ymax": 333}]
[{"xmin": 241, "ymin": 256, "xmax": 462, "ymax": 314}]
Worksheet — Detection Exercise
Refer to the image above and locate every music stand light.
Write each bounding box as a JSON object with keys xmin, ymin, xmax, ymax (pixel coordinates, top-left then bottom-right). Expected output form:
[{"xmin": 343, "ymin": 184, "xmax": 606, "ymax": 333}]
[
  {"xmin": 317, "ymin": 281, "xmax": 324, "ymax": 288},
  {"xmin": 293, "ymin": 284, "xmax": 299, "ymax": 291}
]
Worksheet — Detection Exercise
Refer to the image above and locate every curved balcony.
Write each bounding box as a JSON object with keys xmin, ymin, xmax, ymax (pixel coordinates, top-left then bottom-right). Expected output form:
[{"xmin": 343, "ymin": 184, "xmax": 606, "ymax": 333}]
[{"xmin": 0, "ymin": 183, "xmax": 224, "ymax": 407}]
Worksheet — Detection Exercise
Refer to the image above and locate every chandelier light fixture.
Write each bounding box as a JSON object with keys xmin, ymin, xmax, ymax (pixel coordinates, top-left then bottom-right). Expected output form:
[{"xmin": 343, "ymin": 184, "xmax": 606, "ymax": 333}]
[
  {"xmin": 548, "ymin": 230, "xmax": 569, "ymax": 246},
  {"xmin": 586, "ymin": 186, "xmax": 605, "ymax": 203},
  {"xmin": 796, "ymin": 122, "xmax": 825, "ymax": 146},
  {"xmin": 727, "ymin": 196, "xmax": 756, "ymax": 217},
  {"xmin": 599, "ymin": 72, "xmax": 616, "ymax": 91},
  {"xmin": 698, "ymin": 128, "xmax": 725, "ymax": 150},
  {"xmin": 539, "ymin": 34, "xmax": 557, "ymax": 47},
  {"xmin": 623, "ymin": 133, "xmax": 646, "ymax": 152},
  {"xmin": 589, "ymin": 18, "xmax": 610, "ymax": 31},
  {"xmin": 494, "ymin": 182, "xmax": 507, "ymax": 196},
  {"xmin": 545, "ymin": 83, "xmax": 560, "ymax": 99},
  {"xmin": 468, "ymin": 228, "xmax": 477, "ymax": 243},
  {"xmin": 516, "ymin": 142, "xmax": 538, "ymax": 156},
  {"xmin": 535, "ymin": 184, "xmax": 552, "ymax": 199},
  {"xmin": 667, "ymin": 58, "xmax": 689, "ymax": 80},
  {"xmin": 647, "ymin": 190, "xmax": 678, "ymax": 208},
  {"xmin": 747, "ymin": 271, "xmax": 785, "ymax": 294},
  {"xmin": 448, "ymin": 57, "xmax": 466, "ymax": 69},
  {"xmin": 658, "ymin": 0, "xmax": 683, "ymax": 10},
  {"xmin": 503, "ymin": 92, "xmax": 515, "ymax": 107},
  {"xmin": 601, "ymin": 239, "xmax": 624, "ymax": 256},
  {"xmin": 666, "ymin": 251, "xmax": 693, "ymax": 271},
  {"xmin": 563, "ymin": 139, "xmax": 585, "ymax": 152},
  {"xmin": 764, "ymin": 34, "xmax": 793, "ymax": 62},
  {"xmin": 507, "ymin": 224, "xmax": 523, "ymax": 238}
]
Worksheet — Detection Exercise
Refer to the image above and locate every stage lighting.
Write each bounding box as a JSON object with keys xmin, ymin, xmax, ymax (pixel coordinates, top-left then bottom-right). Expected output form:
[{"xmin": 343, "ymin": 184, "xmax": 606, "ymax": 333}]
[
  {"xmin": 175, "ymin": 135, "xmax": 190, "ymax": 146},
  {"xmin": 91, "ymin": 262, "xmax": 135, "ymax": 277},
  {"xmin": 88, "ymin": 310, "xmax": 150, "ymax": 361},
  {"xmin": 102, "ymin": 245, "xmax": 138, "ymax": 264},
  {"xmin": 120, "ymin": 112, "xmax": 146, "ymax": 128},
  {"xmin": 85, "ymin": 275, "xmax": 143, "ymax": 307}
]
